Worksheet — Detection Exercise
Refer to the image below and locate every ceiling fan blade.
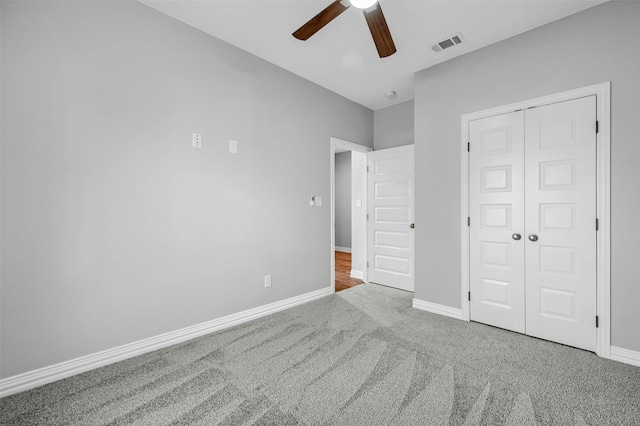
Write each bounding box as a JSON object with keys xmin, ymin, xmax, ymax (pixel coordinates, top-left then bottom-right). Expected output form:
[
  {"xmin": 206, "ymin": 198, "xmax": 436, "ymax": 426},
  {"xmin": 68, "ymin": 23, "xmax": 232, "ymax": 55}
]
[
  {"xmin": 363, "ymin": 4, "xmax": 396, "ymax": 58},
  {"xmin": 293, "ymin": 1, "xmax": 350, "ymax": 41}
]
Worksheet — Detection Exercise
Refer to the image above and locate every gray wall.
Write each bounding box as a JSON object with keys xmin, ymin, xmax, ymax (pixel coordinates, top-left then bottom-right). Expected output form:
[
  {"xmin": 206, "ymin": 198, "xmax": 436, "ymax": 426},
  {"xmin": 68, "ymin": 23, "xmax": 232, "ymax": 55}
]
[
  {"xmin": 0, "ymin": 0, "xmax": 373, "ymax": 378},
  {"xmin": 373, "ymin": 100, "xmax": 414, "ymax": 150},
  {"xmin": 414, "ymin": 1, "xmax": 640, "ymax": 352},
  {"xmin": 334, "ymin": 152, "xmax": 352, "ymax": 249}
]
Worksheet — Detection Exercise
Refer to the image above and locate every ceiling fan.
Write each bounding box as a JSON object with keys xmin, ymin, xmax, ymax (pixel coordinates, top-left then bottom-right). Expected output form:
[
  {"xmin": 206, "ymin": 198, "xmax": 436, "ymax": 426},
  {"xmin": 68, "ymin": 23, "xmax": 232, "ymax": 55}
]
[{"xmin": 292, "ymin": 0, "xmax": 396, "ymax": 58}]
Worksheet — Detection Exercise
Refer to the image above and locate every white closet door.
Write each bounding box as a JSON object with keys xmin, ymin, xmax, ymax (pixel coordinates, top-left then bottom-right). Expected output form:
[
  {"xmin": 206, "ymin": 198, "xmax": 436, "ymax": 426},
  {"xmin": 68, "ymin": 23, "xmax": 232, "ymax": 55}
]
[
  {"xmin": 469, "ymin": 111, "xmax": 526, "ymax": 333},
  {"xmin": 367, "ymin": 145, "xmax": 414, "ymax": 292},
  {"xmin": 524, "ymin": 96, "xmax": 597, "ymax": 351}
]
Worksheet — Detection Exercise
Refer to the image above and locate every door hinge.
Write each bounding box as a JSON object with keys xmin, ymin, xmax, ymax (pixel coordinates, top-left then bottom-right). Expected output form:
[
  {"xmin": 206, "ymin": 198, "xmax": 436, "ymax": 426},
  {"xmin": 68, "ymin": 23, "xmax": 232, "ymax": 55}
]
[
  {"xmin": 596, "ymin": 315, "xmax": 599, "ymax": 328},
  {"xmin": 596, "ymin": 121, "xmax": 599, "ymax": 134},
  {"xmin": 367, "ymin": 166, "xmax": 370, "ymax": 172},
  {"xmin": 596, "ymin": 218, "xmax": 599, "ymax": 231},
  {"xmin": 467, "ymin": 142, "xmax": 470, "ymax": 152},
  {"xmin": 367, "ymin": 261, "xmax": 369, "ymax": 268},
  {"xmin": 367, "ymin": 214, "xmax": 369, "ymax": 220},
  {"xmin": 467, "ymin": 217, "xmax": 470, "ymax": 227},
  {"xmin": 468, "ymin": 292, "xmax": 471, "ymax": 301}
]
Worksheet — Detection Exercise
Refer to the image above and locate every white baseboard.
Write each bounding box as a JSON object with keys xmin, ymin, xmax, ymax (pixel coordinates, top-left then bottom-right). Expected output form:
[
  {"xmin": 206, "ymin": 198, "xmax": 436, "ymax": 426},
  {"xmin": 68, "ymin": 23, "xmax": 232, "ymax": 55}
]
[
  {"xmin": 0, "ymin": 287, "xmax": 332, "ymax": 398},
  {"xmin": 350, "ymin": 270, "xmax": 363, "ymax": 280},
  {"xmin": 610, "ymin": 346, "xmax": 640, "ymax": 367},
  {"xmin": 412, "ymin": 298, "xmax": 464, "ymax": 321},
  {"xmin": 411, "ymin": 301, "xmax": 640, "ymax": 369},
  {"xmin": 335, "ymin": 246, "xmax": 352, "ymax": 253}
]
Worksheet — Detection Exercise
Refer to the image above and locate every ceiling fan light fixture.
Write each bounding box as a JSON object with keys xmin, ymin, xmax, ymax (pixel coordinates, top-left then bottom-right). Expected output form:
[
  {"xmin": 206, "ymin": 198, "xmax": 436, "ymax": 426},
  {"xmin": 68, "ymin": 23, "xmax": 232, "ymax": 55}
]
[{"xmin": 349, "ymin": 0, "xmax": 378, "ymax": 10}]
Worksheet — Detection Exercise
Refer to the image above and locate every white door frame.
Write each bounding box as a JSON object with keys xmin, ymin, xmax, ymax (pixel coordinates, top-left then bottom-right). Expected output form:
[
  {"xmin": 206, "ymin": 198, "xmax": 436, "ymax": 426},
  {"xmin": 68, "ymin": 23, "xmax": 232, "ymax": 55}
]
[
  {"xmin": 460, "ymin": 82, "xmax": 611, "ymax": 358},
  {"xmin": 330, "ymin": 137, "xmax": 372, "ymax": 293}
]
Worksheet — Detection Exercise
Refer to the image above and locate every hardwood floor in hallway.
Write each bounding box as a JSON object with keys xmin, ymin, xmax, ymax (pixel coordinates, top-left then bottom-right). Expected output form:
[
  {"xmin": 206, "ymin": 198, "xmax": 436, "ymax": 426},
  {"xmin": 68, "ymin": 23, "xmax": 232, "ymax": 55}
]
[{"xmin": 335, "ymin": 251, "xmax": 364, "ymax": 292}]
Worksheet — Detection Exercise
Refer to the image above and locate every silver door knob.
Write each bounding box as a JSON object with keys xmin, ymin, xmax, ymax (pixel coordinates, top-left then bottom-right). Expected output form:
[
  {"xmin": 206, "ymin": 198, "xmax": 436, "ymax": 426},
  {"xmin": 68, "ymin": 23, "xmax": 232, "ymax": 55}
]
[
  {"xmin": 528, "ymin": 234, "xmax": 538, "ymax": 242},
  {"xmin": 512, "ymin": 233, "xmax": 521, "ymax": 240},
  {"xmin": 410, "ymin": 223, "xmax": 415, "ymax": 229}
]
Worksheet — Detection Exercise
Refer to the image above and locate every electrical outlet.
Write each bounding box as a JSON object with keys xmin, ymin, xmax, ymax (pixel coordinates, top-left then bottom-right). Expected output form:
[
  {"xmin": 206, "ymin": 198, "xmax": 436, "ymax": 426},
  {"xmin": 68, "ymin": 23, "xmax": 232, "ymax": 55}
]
[
  {"xmin": 192, "ymin": 133, "xmax": 202, "ymax": 149},
  {"xmin": 264, "ymin": 275, "xmax": 272, "ymax": 288},
  {"xmin": 315, "ymin": 196, "xmax": 322, "ymax": 207}
]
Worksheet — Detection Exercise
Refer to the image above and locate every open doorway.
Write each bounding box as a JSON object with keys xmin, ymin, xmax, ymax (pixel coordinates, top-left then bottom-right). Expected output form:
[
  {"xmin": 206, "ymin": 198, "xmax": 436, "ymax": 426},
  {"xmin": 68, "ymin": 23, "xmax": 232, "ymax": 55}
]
[
  {"xmin": 330, "ymin": 138, "xmax": 371, "ymax": 293},
  {"xmin": 334, "ymin": 150, "xmax": 361, "ymax": 292}
]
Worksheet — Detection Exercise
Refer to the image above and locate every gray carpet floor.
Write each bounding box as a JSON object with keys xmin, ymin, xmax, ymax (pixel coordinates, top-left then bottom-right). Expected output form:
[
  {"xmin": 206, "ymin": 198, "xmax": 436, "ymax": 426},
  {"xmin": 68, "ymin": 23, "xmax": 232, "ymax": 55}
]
[{"xmin": 1, "ymin": 283, "xmax": 639, "ymax": 425}]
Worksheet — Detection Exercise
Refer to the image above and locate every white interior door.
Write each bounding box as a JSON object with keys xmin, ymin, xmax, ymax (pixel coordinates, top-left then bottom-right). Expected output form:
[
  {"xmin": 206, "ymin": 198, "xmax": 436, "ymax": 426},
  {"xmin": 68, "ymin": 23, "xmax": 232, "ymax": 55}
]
[
  {"xmin": 367, "ymin": 145, "xmax": 414, "ymax": 292},
  {"xmin": 469, "ymin": 111, "xmax": 526, "ymax": 333},
  {"xmin": 469, "ymin": 96, "xmax": 597, "ymax": 352},
  {"xmin": 524, "ymin": 96, "xmax": 597, "ymax": 351}
]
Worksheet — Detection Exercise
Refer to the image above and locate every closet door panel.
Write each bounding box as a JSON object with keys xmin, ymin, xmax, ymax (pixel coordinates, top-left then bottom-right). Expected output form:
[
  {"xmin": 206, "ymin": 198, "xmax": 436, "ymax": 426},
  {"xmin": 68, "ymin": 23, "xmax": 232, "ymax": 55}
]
[
  {"xmin": 524, "ymin": 96, "xmax": 597, "ymax": 351},
  {"xmin": 469, "ymin": 111, "xmax": 525, "ymax": 333}
]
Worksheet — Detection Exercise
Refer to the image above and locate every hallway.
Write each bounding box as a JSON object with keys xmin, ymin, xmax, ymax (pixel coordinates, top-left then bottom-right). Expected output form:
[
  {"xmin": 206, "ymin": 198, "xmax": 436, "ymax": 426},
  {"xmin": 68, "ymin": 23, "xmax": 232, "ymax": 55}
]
[{"xmin": 335, "ymin": 251, "xmax": 363, "ymax": 292}]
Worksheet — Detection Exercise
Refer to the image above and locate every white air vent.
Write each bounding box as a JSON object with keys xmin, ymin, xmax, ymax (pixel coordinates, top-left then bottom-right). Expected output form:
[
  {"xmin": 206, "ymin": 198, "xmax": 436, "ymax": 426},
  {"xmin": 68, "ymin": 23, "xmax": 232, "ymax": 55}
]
[{"xmin": 431, "ymin": 33, "xmax": 465, "ymax": 53}]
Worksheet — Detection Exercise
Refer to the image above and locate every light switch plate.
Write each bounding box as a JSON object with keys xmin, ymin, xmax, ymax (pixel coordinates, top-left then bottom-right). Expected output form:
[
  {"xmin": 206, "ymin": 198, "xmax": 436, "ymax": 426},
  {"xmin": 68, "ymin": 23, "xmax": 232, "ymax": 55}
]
[{"xmin": 229, "ymin": 140, "xmax": 237, "ymax": 154}]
